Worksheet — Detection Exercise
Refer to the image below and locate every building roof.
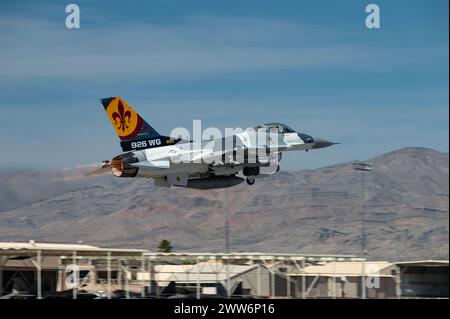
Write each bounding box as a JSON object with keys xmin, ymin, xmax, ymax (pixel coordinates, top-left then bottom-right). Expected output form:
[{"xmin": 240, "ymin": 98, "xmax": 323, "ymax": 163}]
[
  {"xmin": 291, "ymin": 261, "xmax": 394, "ymax": 277},
  {"xmin": 394, "ymin": 260, "xmax": 449, "ymax": 267},
  {"xmin": 145, "ymin": 252, "xmax": 363, "ymax": 262},
  {"xmin": 154, "ymin": 262, "xmax": 258, "ymax": 286},
  {"xmin": 0, "ymin": 241, "xmax": 147, "ymax": 256},
  {"xmin": 0, "ymin": 242, "xmax": 101, "ymax": 251}
]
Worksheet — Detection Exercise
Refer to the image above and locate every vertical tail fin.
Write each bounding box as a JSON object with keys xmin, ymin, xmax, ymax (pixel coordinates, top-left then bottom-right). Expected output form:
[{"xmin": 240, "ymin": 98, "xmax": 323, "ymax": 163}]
[{"xmin": 101, "ymin": 96, "xmax": 178, "ymax": 151}]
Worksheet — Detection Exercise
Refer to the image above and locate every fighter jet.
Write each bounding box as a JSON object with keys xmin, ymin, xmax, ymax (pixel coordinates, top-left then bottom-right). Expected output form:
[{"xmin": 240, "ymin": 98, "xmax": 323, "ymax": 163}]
[{"xmin": 87, "ymin": 97, "xmax": 337, "ymax": 189}]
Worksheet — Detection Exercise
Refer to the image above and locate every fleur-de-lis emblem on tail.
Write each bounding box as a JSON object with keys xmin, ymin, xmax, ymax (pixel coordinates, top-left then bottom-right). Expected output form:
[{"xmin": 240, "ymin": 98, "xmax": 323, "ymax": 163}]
[{"xmin": 112, "ymin": 100, "xmax": 132, "ymax": 132}]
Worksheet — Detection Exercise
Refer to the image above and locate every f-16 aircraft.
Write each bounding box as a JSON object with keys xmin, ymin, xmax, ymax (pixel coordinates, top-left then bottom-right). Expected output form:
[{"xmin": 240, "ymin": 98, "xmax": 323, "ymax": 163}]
[{"xmin": 87, "ymin": 97, "xmax": 337, "ymax": 189}]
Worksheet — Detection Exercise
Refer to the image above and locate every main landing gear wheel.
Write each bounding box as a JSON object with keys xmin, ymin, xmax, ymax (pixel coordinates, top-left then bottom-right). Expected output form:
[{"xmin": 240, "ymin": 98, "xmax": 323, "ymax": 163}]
[{"xmin": 246, "ymin": 176, "xmax": 256, "ymax": 185}]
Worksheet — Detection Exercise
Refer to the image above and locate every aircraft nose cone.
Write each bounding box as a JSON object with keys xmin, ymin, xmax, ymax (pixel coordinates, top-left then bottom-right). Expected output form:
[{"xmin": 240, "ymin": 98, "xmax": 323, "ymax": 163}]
[{"xmin": 313, "ymin": 138, "xmax": 335, "ymax": 149}]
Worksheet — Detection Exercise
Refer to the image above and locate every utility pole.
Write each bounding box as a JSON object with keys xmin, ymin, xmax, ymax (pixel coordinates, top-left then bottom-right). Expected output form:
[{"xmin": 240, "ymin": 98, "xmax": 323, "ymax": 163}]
[
  {"xmin": 353, "ymin": 161, "xmax": 372, "ymax": 299},
  {"xmin": 224, "ymin": 189, "xmax": 230, "ymax": 253},
  {"xmin": 224, "ymin": 189, "xmax": 231, "ymax": 298}
]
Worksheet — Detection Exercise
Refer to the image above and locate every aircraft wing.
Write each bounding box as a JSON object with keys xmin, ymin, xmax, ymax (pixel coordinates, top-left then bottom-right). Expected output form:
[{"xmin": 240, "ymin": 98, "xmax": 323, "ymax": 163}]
[{"xmin": 194, "ymin": 145, "xmax": 280, "ymax": 165}]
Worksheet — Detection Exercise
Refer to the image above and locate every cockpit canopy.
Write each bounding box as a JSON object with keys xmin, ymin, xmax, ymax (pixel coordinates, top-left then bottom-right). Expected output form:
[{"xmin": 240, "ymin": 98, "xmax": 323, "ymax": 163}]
[{"xmin": 252, "ymin": 123, "xmax": 297, "ymax": 134}]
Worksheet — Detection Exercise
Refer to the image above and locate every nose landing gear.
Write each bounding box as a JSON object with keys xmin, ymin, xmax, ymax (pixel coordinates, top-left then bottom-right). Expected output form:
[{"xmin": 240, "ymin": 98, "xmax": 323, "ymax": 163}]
[{"xmin": 246, "ymin": 176, "xmax": 256, "ymax": 185}]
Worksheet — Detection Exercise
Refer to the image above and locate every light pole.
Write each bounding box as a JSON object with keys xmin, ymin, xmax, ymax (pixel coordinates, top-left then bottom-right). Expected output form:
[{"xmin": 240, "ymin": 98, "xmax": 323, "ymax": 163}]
[
  {"xmin": 224, "ymin": 189, "xmax": 230, "ymax": 253},
  {"xmin": 353, "ymin": 160, "xmax": 372, "ymax": 299},
  {"xmin": 224, "ymin": 189, "xmax": 231, "ymax": 298}
]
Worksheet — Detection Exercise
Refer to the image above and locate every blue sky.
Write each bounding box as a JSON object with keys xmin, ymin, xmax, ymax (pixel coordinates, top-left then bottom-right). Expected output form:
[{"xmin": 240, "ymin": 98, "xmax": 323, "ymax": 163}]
[{"xmin": 0, "ymin": 0, "xmax": 448, "ymax": 170}]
